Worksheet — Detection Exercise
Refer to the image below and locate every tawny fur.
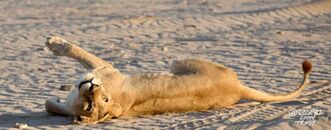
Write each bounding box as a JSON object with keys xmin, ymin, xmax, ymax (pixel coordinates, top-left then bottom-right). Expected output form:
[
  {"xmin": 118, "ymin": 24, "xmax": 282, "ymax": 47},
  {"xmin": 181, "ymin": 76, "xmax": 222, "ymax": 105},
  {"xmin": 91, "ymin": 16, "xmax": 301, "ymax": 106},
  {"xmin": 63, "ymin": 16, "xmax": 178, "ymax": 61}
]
[{"xmin": 44, "ymin": 37, "xmax": 312, "ymax": 124}]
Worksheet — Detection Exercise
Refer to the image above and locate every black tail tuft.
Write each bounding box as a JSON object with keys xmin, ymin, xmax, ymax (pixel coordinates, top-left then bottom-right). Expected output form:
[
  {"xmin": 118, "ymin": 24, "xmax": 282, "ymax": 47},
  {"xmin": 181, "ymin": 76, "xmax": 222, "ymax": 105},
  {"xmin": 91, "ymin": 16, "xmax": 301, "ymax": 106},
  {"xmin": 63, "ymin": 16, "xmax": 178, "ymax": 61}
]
[{"xmin": 302, "ymin": 60, "xmax": 312, "ymax": 74}]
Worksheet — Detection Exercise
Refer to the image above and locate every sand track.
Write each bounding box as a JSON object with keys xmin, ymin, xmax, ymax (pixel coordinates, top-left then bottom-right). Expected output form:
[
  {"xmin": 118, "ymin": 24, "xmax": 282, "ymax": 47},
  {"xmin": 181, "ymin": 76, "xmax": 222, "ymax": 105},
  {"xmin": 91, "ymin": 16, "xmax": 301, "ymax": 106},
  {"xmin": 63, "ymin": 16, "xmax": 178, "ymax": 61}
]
[
  {"xmin": 162, "ymin": 81, "xmax": 331, "ymax": 129},
  {"xmin": 0, "ymin": 0, "xmax": 330, "ymax": 129}
]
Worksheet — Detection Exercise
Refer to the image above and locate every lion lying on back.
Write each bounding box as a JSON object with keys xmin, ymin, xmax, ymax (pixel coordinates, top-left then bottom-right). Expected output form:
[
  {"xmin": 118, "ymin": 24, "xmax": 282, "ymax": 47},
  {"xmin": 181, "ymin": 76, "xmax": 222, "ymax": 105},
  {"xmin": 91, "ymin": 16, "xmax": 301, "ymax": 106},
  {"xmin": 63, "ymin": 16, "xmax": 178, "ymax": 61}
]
[{"xmin": 44, "ymin": 37, "xmax": 312, "ymax": 124}]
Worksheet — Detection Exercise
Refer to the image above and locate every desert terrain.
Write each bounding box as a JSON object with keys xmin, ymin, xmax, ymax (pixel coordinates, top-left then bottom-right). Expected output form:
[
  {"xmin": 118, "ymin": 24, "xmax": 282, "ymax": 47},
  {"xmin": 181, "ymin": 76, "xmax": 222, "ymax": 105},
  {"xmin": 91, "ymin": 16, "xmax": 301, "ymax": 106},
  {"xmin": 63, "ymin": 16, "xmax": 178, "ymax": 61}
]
[{"xmin": 0, "ymin": 0, "xmax": 330, "ymax": 129}]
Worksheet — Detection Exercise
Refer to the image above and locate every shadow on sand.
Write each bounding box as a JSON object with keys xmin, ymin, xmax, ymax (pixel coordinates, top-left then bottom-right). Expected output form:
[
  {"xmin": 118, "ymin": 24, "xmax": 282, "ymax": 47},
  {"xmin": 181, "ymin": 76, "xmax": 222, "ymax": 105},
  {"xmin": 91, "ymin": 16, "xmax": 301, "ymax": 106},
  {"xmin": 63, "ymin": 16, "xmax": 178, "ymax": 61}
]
[{"xmin": 0, "ymin": 111, "xmax": 72, "ymax": 128}]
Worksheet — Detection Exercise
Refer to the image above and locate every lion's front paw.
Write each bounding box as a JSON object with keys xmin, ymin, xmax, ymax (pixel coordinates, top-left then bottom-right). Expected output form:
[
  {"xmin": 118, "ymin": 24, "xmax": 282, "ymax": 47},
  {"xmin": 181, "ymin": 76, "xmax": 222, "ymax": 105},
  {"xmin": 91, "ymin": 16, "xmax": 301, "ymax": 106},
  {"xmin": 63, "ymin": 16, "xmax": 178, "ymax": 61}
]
[
  {"xmin": 45, "ymin": 36, "xmax": 72, "ymax": 56},
  {"xmin": 45, "ymin": 97, "xmax": 67, "ymax": 115}
]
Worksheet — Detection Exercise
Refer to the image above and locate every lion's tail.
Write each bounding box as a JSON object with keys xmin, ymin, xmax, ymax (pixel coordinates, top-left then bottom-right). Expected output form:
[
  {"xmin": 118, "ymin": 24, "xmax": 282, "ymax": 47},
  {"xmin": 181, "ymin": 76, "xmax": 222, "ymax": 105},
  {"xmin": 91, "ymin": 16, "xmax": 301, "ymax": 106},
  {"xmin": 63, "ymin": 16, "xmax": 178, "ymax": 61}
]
[{"xmin": 240, "ymin": 60, "xmax": 312, "ymax": 102}]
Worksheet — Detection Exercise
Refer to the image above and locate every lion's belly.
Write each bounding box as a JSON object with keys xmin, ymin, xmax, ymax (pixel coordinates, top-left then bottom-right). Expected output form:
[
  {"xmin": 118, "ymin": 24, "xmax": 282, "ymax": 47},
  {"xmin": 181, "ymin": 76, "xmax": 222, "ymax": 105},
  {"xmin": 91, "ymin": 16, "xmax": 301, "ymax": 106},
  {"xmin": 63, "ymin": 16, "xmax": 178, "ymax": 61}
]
[{"xmin": 124, "ymin": 95, "xmax": 240, "ymax": 116}]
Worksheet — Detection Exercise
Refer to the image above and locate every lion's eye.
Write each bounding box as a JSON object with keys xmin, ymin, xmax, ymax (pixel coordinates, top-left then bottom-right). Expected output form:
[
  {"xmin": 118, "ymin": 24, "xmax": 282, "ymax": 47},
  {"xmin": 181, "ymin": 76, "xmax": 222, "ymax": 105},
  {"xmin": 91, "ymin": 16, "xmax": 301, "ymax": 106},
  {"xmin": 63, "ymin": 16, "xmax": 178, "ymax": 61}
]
[{"xmin": 102, "ymin": 96, "xmax": 109, "ymax": 102}]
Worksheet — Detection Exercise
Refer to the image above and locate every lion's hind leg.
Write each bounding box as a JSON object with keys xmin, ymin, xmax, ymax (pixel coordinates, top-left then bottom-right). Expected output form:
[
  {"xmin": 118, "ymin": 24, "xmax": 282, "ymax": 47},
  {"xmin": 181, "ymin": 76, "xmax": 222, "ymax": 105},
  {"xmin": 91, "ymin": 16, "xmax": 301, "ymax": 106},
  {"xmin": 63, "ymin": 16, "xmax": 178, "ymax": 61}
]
[
  {"xmin": 45, "ymin": 97, "xmax": 72, "ymax": 116},
  {"xmin": 170, "ymin": 59, "xmax": 205, "ymax": 75},
  {"xmin": 170, "ymin": 59, "xmax": 226, "ymax": 75}
]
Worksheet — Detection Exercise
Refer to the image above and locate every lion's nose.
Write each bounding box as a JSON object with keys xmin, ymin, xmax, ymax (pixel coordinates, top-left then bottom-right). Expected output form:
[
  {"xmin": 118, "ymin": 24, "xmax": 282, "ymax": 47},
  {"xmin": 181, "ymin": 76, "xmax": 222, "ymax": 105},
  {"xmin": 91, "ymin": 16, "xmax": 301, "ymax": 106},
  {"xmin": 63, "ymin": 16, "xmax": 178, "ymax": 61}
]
[
  {"xmin": 79, "ymin": 80, "xmax": 92, "ymax": 90},
  {"xmin": 78, "ymin": 78, "xmax": 101, "ymax": 91},
  {"xmin": 89, "ymin": 83, "xmax": 100, "ymax": 92},
  {"xmin": 89, "ymin": 79, "xmax": 101, "ymax": 91},
  {"xmin": 91, "ymin": 78, "xmax": 101, "ymax": 86}
]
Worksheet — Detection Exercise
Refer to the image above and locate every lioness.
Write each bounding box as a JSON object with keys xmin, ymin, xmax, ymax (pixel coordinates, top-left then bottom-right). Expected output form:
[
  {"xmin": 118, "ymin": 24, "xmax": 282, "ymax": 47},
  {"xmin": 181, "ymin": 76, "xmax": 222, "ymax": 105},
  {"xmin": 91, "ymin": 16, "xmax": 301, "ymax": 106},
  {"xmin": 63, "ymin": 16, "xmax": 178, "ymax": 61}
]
[{"xmin": 45, "ymin": 37, "xmax": 312, "ymax": 124}]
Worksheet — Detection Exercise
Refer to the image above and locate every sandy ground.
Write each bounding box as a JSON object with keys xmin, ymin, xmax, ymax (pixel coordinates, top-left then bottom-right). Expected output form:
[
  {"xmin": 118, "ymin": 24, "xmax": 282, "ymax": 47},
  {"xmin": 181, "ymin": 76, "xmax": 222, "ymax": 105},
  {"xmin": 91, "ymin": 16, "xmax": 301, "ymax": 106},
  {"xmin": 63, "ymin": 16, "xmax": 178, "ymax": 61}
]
[{"xmin": 0, "ymin": 0, "xmax": 330, "ymax": 129}]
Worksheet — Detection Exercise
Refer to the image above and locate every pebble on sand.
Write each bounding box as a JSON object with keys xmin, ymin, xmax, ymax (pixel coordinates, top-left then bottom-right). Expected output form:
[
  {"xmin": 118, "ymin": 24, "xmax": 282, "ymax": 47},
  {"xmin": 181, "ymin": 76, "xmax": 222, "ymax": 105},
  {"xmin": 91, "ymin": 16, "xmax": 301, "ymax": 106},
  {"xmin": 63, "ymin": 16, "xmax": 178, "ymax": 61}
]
[
  {"xmin": 60, "ymin": 84, "xmax": 76, "ymax": 91},
  {"xmin": 15, "ymin": 123, "xmax": 28, "ymax": 129},
  {"xmin": 162, "ymin": 47, "xmax": 168, "ymax": 52},
  {"xmin": 276, "ymin": 30, "xmax": 283, "ymax": 35}
]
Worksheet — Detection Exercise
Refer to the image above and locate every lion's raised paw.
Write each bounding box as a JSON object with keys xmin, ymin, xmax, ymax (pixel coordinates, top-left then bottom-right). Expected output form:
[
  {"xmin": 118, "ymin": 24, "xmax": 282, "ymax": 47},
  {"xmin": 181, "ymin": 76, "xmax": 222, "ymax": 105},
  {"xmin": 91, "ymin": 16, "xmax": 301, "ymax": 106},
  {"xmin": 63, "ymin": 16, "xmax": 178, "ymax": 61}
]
[{"xmin": 45, "ymin": 36, "xmax": 73, "ymax": 56}]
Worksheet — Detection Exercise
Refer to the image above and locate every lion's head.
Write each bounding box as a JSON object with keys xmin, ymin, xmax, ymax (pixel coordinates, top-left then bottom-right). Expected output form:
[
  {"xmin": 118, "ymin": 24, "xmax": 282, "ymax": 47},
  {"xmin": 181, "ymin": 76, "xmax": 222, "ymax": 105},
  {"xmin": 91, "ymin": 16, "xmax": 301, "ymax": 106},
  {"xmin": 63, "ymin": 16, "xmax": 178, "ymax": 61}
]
[{"xmin": 72, "ymin": 73, "xmax": 114, "ymax": 124}]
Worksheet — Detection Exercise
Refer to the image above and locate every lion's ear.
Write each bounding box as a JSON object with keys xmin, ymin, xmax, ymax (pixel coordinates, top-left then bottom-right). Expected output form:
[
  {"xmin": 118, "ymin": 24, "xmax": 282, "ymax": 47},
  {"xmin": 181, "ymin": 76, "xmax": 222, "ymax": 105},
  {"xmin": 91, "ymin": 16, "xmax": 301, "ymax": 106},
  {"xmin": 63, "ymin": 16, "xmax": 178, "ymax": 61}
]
[{"xmin": 109, "ymin": 103, "xmax": 122, "ymax": 117}]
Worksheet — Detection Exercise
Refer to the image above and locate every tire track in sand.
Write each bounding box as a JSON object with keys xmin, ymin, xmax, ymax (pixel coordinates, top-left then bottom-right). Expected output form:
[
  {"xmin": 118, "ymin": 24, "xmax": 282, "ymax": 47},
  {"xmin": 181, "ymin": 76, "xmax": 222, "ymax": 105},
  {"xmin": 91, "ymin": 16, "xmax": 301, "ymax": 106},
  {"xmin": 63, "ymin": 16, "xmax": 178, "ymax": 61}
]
[
  {"xmin": 0, "ymin": 0, "xmax": 330, "ymax": 129},
  {"xmin": 166, "ymin": 81, "xmax": 331, "ymax": 129},
  {"xmin": 1, "ymin": 0, "xmax": 330, "ymax": 43},
  {"xmin": 102, "ymin": 0, "xmax": 331, "ymax": 37},
  {"xmin": 193, "ymin": 0, "xmax": 331, "ymax": 32}
]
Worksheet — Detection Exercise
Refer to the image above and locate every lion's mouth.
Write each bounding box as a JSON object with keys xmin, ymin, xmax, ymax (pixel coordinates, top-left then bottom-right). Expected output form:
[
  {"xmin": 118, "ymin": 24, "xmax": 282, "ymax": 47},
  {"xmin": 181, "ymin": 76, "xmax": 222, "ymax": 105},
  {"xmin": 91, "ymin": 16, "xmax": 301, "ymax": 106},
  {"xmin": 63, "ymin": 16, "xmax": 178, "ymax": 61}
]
[
  {"xmin": 74, "ymin": 112, "xmax": 110, "ymax": 124},
  {"xmin": 84, "ymin": 99, "xmax": 94, "ymax": 112}
]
